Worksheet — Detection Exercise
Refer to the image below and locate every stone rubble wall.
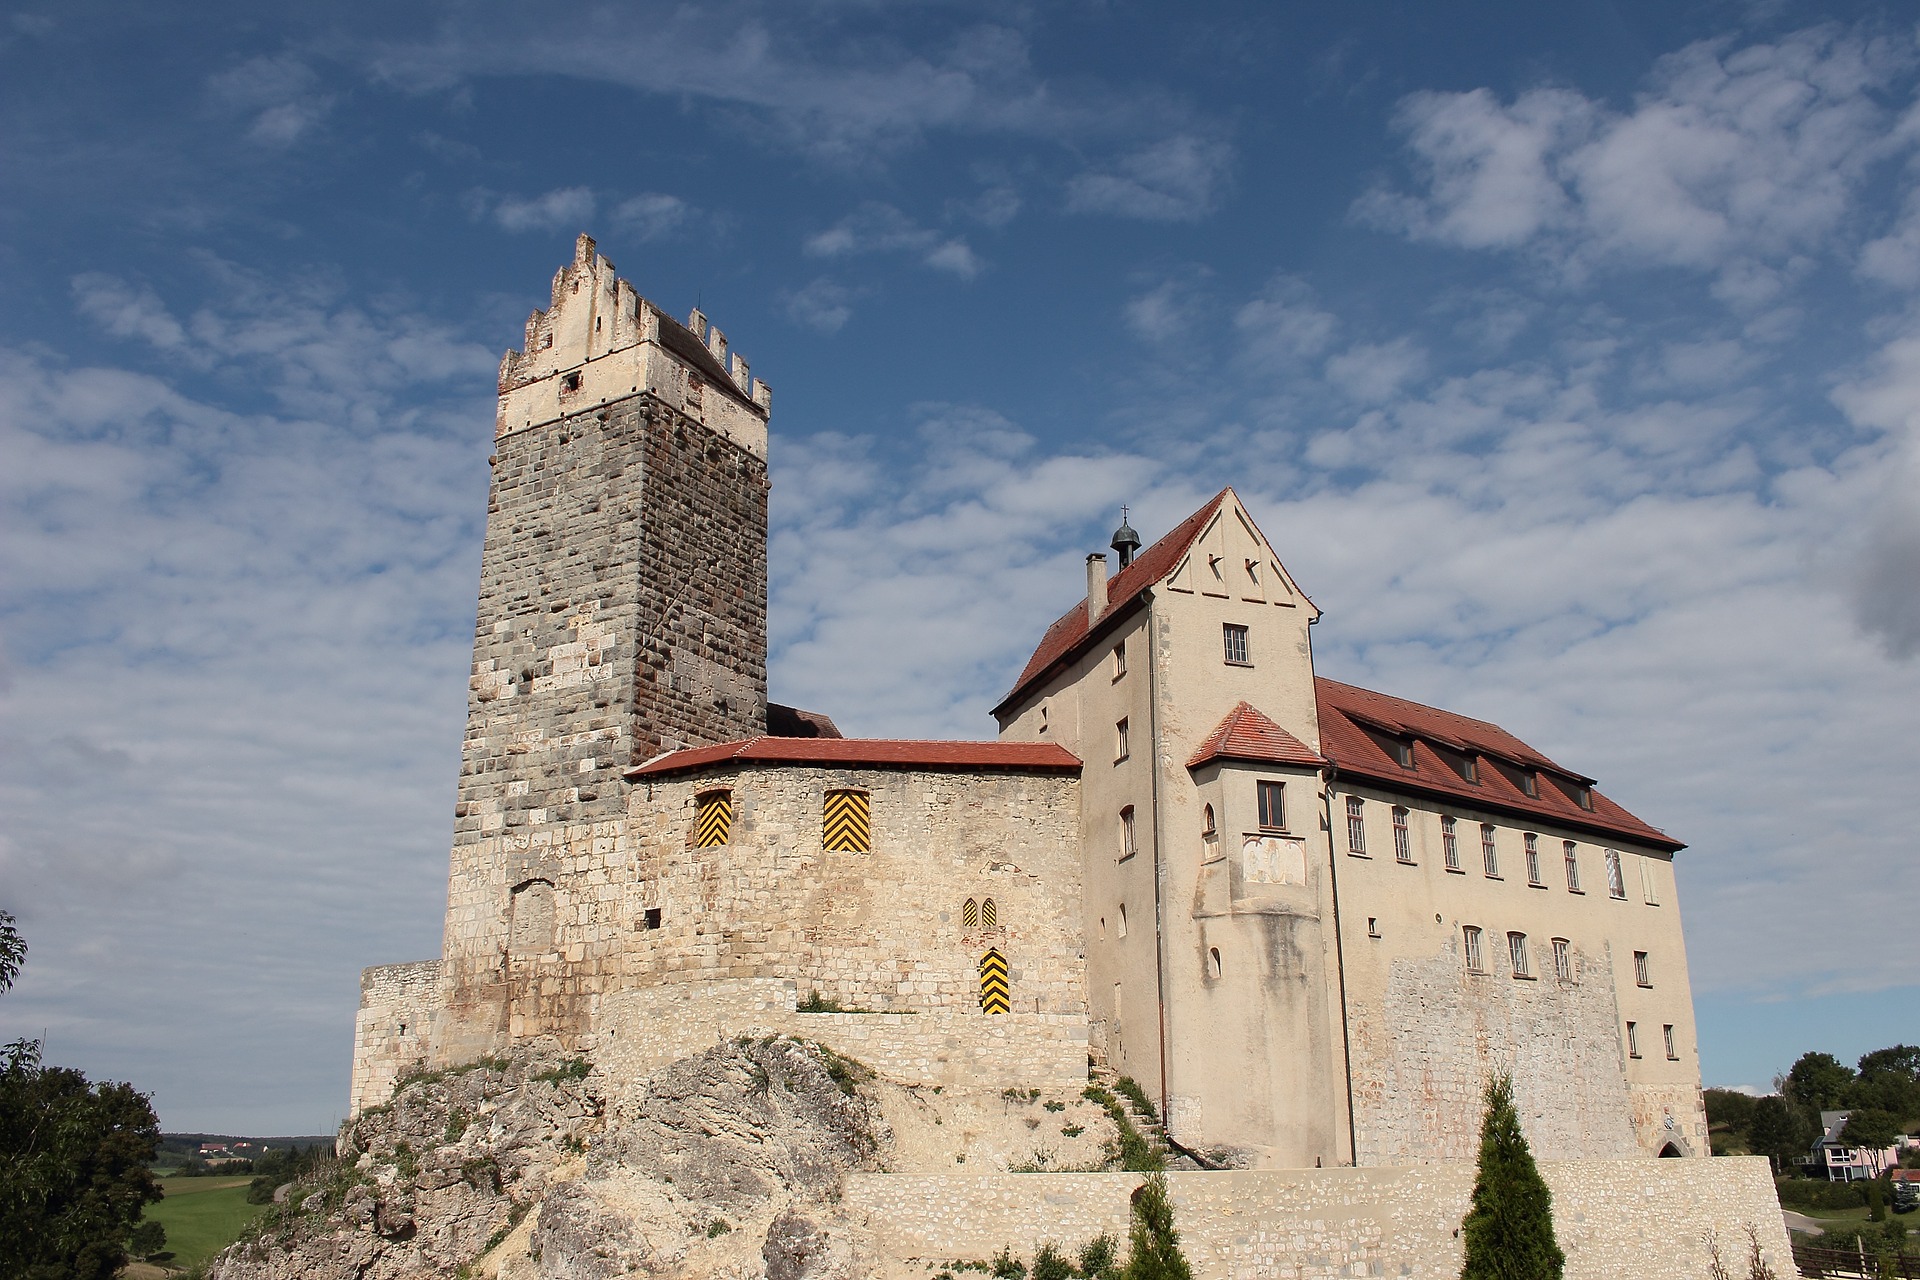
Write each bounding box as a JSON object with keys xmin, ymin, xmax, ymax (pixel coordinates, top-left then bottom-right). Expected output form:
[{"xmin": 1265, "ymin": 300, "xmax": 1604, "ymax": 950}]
[
  {"xmin": 349, "ymin": 960, "xmax": 442, "ymax": 1114},
  {"xmin": 592, "ymin": 977, "xmax": 1089, "ymax": 1094},
  {"xmin": 845, "ymin": 1157, "xmax": 1790, "ymax": 1280}
]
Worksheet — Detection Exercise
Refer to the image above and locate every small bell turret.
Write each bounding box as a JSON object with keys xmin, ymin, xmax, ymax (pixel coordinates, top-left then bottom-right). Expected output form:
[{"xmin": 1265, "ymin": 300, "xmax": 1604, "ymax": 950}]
[{"xmin": 1110, "ymin": 506, "xmax": 1141, "ymax": 569}]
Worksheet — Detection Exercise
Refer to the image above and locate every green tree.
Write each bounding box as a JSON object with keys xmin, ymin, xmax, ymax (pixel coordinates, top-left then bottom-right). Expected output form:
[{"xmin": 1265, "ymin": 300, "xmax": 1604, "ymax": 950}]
[
  {"xmin": 1121, "ymin": 1173, "xmax": 1192, "ymax": 1280},
  {"xmin": 1704, "ymin": 1088, "xmax": 1757, "ymax": 1151},
  {"xmin": 1749, "ymin": 1096, "xmax": 1815, "ymax": 1174},
  {"xmin": 1785, "ymin": 1053, "xmax": 1856, "ymax": 1112},
  {"xmin": 0, "ymin": 913, "xmax": 165, "ymax": 1280},
  {"xmin": 1842, "ymin": 1110, "xmax": 1904, "ymax": 1150},
  {"xmin": 1459, "ymin": 1074, "xmax": 1564, "ymax": 1280}
]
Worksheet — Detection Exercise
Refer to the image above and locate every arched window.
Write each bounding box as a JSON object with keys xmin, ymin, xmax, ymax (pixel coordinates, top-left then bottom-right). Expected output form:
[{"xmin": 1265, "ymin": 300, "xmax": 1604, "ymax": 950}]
[
  {"xmin": 1202, "ymin": 804, "xmax": 1216, "ymax": 839},
  {"xmin": 981, "ymin": 897, "xmax": 998, "ymax": 927},
  {"xmin": 823, "ymin": 789, "xmax": 871, "ymax": 852},
  {"xmin": 979, "ymin": 950, "xmax": 1008, "ymax": 1014},
  {"xmin": 962, "ymin": 898, "xmax": 978, "ymax": 928},
  {"xmin": 1118, "ymin": 904, "xmax": 1129, "ymax": 938},
  {"xmin": 694, "ymin": 789, "xmax": 732, "ymax": 848},
  {"xmin": 1207, "ymin": 947, "xmax": 1222, "ymax": 979},
  {"xmin": 508, "ymin": 879, "xmax": 555, "ymax": 956}
]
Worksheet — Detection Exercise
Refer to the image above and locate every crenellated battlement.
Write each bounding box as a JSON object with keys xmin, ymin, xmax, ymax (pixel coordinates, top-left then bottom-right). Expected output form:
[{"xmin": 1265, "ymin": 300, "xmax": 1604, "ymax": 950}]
[{"xmin": 495, "ymin": 234, "xmax": 770, "ymax": 457}]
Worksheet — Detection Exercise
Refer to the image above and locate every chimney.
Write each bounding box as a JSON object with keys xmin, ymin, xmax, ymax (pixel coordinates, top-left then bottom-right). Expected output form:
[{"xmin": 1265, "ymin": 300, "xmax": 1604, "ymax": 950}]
[{"xmin": 1086, "ymin": 553, "xmax": 1108, "ymax": 624}]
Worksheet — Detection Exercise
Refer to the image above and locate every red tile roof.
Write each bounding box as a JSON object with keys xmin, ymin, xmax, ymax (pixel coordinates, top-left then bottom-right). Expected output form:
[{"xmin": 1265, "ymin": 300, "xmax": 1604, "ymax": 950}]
[
  {"xmin": 1315, "ymin": 677, "xmax": 1682, "ymax": 851},
  {"xmin": 627, "ymin": 736, "xmax": 1084, "ymax": 779},
  {"xmin": 1187, "ymin": 701, "xmax": 1327, "ymax": 771},
  {"xmin": 994, "ymin": 489, "xmax": 1232, "ymax": 716}
]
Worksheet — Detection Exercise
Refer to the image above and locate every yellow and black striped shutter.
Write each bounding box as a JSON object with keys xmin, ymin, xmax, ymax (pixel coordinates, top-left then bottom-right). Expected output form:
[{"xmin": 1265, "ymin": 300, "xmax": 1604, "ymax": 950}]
[
  {"xmin": 981, "ymin": 897, "xmax": 997, "ymax": 927},
  {"xmin": 822, "ymin": 789, "xmax": 871, "ymax": 852},
  {"xmin": 979, "ymin": 949, "xmax": 1009, "ymax": 1014},
  {"xmin": 962, "ymin": 898, "xmax": 978, "ymax": 928},
  {"xmin": 694, "ymin": 790, "xmax": 732, "ymax": 848}
]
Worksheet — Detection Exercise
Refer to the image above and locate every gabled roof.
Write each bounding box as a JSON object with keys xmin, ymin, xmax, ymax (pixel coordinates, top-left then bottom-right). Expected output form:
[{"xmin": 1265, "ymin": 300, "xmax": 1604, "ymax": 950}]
[
  {"xmin": 994, "ymin": 489, "xmax": 1232, "ymax": 716},
  {"xmin": 1315, "ymin": 677, "xmax": 1682, "ymax": 852},
  {"xmin": 1187, "ymin": 701, "xmax": 1326, "ymax": 771},
  {"xmin": 627, "ymin": 736, "xmax": 1083, "ymax": 779}
]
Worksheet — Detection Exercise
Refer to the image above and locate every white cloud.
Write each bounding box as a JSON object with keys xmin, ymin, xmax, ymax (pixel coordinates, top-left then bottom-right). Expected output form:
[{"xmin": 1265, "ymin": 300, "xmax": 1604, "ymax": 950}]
[
  {"xmin": 805, "ymin": 203, "xmax": 982, "ymax": 278},
  {"xmin": 781, "ymin": 277, "xmax": 856, "ymax": 334},
  {"xmin": 610, "ymin": 192, "xmax": 692, "ymax": 241},
  {"xmin": 1064, "ymin": 134, "xmax": 1234, "ymax": 222},
  {"xmin": 1123, "ymin": 268, "xmax": 1213, "ymax": 342},
  {"xmin": 1361, "ymin": 27, "xmax": 1917, "ymax": 297},
  {"xmin": 70, "ymin": 273, "xmax": 190, "ymax": 352},
  {"xmin": 1233, "ymin": 275, "xmax": 1338, "ymax": 368},
  {"xmin": 490, "ymin": 186, "xmax": 597, "ymax": 234},
  {"xmin": 206, "ymin": 55, "xmax": 335, "ymax": 147},
  {"xmin": 1325, "ymin": 337, "xmax": 1429, "ymax": 404}
]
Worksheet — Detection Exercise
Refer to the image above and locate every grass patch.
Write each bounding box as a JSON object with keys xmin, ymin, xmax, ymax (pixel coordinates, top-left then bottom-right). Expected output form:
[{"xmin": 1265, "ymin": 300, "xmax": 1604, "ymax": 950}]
[
  {"xmin": 148, "ymin": 1177, "xmax": 266, "ymax": 1270},
  {"xmin": 531, "ymin": 1058, "xmax": 592, "ymax": 1084}
]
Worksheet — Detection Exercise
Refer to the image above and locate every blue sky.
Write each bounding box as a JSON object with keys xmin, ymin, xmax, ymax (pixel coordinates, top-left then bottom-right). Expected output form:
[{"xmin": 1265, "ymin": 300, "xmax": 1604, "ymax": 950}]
[{"xmin": 3, "ymin": 0, "xmax": 1917, "ymax": 1134}]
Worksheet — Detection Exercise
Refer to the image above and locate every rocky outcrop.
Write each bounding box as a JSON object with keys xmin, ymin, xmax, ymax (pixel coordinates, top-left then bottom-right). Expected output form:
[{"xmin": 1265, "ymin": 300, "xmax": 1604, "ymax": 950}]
[{"xmin": 209, "ymin": 1038, "xmax": 889, "ymax": 1280}]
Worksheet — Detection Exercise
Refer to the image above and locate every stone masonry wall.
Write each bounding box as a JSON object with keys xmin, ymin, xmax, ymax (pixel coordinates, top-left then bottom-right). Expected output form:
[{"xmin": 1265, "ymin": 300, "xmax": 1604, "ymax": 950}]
[
  {"xmin": 400, "ymin": 763, "xmax": 1086, "ymax": 1098},
  {"xmin": 436, "ymin": 391, "xmax": 768, "ymax": 1063},
  {"xmin": 845, "ymin": 1157, "xmax": 1789, "ymax": 1280},
  {"xmin": 1347, "ymin": 939, "xmax": 1641, "ymax": 1165},
  {"xmin": 349, "ymin": 960, "xmax": 441, "ymax": 1114},
  {"xmin": 592, "ymin": 977, "xmax": 1088, "ymax": 1094}
]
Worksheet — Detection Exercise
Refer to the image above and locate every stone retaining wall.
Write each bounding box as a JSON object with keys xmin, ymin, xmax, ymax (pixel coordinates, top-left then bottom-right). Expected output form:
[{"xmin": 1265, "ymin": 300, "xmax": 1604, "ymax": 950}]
[{"xmin": 844, "ymin": 1156, "xmax": 1790, "ymax": 1280}]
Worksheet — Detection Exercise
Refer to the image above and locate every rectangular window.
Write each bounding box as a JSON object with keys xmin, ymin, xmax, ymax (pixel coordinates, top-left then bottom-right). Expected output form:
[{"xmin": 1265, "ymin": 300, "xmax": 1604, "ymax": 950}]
[
  {"xmin": 1519, "ymin": 770, "xmax": 1538, "ymax": 797},
  {"xmin": 1525, "ymin": 833, "xmax": 1542, "ymax": 886},
  {"xmin": 1564, "ymin": 841, "xmax": 1582, "ymax": 892},
  {"xmin": 1481, "ymin": 824, "xmax": 1499, "ymax": 878},
  {"xmin": 1641, "ymin": 856, "xmax": 1661, "ymax": 905},
  {"xmin": 1664, "ymin": 1024, "xmax": 1679, "ymax": 1060},
  {"xmin": 1442, "ymin": 815, "xmax": 1462, "ymax": 872},
  {"xmin": 1552, "ymin": 938, "xmax": 1572, "ymax": 982},
  {"xmin": 822, "ymin": 789, "xmax": 872, "ymax": 852},
  {"xmin": 1508, "ymin": 932, "xmax": 1530, "ymax": 978},
  {"xmin": 1606, "ymin": 850, "xmax": 1627, "ymax": 899},
  {"xmin": 1346, "ymin": 795, "xmax": 1367, "ymax": 856},
  {"xmin": 1119, "ymin": 806, "xmax": 1136, "ymax": 860},
  {"xmin": 1257, "ymin": 780, "xmax": 1286, "ymax": 832},
  {"xmin": 694, "ymin": 789, "xmax": 732, "ymax": 848},
  {"xmin": 1222, "ymin": 623, "xmax": 1250, "ymax": 665},
  {"xmin": 1463, "ymin": 926, "xmax": 1484, "ymax": 973},
  {"xmin": 1627, "ymin": 1021, "xmax": 1641, "ymax": 1059},
  {"xmin": 1115, "ymin": 717, "xmax": 1130, "ymax": 763},
  {"xmin": 1634, "ymin": 950, "xmax": 1651, "ymax": 987},
  {"xmin": 1113, "ymin": 640, "xmax": 1127, "ymax": 680},
  {"xmin": 1392, "ymin": 807, "xmax": 1412, "ymax": 862}
]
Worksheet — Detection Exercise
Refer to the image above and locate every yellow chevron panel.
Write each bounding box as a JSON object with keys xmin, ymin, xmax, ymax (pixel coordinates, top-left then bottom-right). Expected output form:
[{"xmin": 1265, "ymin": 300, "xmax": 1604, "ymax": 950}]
[
  {"xmin": 979, "ymin": 949, "xmax": 1009, "ymax": 1015},
  {"xmin": 822, "ymin": 789, "xmax": 871, "ymax": 852},
  {"xmin": 694, "ymin": 791, "xmax": 732, "ymax": 848}
]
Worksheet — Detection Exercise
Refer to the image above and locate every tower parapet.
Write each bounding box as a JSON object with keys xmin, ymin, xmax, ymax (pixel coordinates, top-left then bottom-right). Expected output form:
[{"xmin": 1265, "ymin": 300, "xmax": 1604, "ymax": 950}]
[{"xmin": 497, "ymin": 234, "xmax": 771, "ymax": 458}]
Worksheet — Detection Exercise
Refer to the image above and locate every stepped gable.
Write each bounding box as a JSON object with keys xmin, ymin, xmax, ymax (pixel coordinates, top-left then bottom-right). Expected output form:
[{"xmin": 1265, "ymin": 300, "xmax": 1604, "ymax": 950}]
[
  {"xmin": 995, "ymin": 488, "xmax": 1232, "ymax": 713},
  {"xmin": 1315, "ymin": 676, "xmax": 1683, "ymax": 851},
  {"xmin": 627, "ymin": 736, "xmax": 1083, "ymax": 779},
  {"xmin": 1187, "ymin": 701, "xmax": 1326, "ymax": 771}
]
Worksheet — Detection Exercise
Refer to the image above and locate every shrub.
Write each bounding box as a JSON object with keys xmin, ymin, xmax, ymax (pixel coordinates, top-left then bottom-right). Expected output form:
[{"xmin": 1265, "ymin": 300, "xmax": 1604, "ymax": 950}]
[
  {"xmin": 1114, "ymin": 1076, "xmax": 1158, "ymax": 1123},
  {"xmin": 1121, "ymin": 1172, "xmax": 1191, "ymax": 1280},
  {"xmin": 1031, "ymin": 1242, "xmax": 1073, "ymax": 1280},
  {"xmin": 1458, "ymin": 1073, "xmax": 1564, "ymax": 1280},
  {"xmin": 1077, "ymin": 1232, "xmax": 1120, "ymax": 1279},
  {"xmin": 990, "ymin": 1245, "xmax": 1027, "ymax": 1278}
]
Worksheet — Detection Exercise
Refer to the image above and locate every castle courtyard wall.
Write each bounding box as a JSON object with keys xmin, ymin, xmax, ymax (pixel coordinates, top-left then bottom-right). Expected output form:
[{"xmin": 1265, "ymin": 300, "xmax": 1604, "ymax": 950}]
[
  {"xmin": 349, "ymin": 960, "xmax": 441, "ymax": 1114},
  {"xmin": 846, "ymin": 1157, "xmax": 1789, "ymax": 1280}
]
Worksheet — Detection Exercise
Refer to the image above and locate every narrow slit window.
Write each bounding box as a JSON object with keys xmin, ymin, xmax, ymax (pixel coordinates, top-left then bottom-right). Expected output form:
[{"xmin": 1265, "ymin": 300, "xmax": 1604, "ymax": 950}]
[
  {"xmin": 1634, "ymin": 950, "xmax": 1651, "ymax": 987},
  {"xmin": 1442, "ymin": 815, "xmax": 1461, "ymax": 872},
  {"xmin": 823, "ymin": 789, "xmax": 871, "ymax": 852},
  {"xmin": 1113, "ymin": 641, "xmax": 1127, "ymax": 680},
  {"xmin": 1258, "ymin": 781, "xmax": 1286, "ymax": 832},
  {"xmin": 1627, "ymin": 1021, "xmax": 1641, "ymax": 1059},
  {"xmin": 1392, "ymin": 807, "xmax": 1412, "ymax": 863},
  {"xmin": 694, "ymin": 789, "xmax": 733, "ymax": 848},
  {"xmin": 1345, "ymin": 795, "xmax": 1367, "ymax": 855},
  {"xmin": 1663, "ymin": 1024, "xmax": 1678, "ymax": 1060},
  {"xmin": 1115, "ymin": 717, "xmax": 1130, "ymax": 763},
  {"xmin": 1119, "ymin": 806, "xmax": 1137, "ymax": 860}
]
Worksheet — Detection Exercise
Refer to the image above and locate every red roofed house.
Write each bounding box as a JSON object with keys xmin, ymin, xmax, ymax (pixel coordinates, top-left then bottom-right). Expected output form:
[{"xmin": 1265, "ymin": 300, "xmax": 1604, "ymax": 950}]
[
  {"xmin": 992, "ymin": 487, "xmax": 1704, "ymax": 1168},
  {"xmin": 348, "ymin": 240, "xmax": 1706, "ymax": 1177}
]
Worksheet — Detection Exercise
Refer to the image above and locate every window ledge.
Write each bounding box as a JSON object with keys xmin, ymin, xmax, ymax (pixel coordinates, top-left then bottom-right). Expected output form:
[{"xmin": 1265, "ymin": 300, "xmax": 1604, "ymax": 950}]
[
  {"xmin": 1528, "ymin": 881, "xmax": 1547, "ymax": 889},
  {"xmin": 1567, "ymin": 887, "xmax": 1585, "ymax": 895},
  {"xmin": 1443, "ymin": 865, "xmax": 1466, "ymax": 875},
  {"xmin": 1347, "ymin": 850, "xmax": 1371, "ymax": 859},
  {"xmin": 1511, "ymin": 972, "xmax": 1537, "ymax": 981},
  {"xmin": 1257, "ymin": 825, "xmax": 1289, "ymax": 837},
  {"xmin": 1223, "ymin": 659, "xmax": 1254, "ymax": 668}
]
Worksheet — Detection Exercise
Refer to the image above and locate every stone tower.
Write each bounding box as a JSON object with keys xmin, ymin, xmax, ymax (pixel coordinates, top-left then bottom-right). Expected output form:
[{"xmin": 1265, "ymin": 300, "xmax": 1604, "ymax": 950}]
[{"xmin": 437, "ymin": 233, "xmax": 772, "ymax": 1060}]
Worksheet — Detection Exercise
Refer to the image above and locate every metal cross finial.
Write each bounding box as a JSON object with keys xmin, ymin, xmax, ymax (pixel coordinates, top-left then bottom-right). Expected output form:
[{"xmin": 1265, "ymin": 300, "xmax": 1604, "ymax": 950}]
[{"xmin": 1120, "ymin": 504, "xmax": 1130, "ymax": 522}]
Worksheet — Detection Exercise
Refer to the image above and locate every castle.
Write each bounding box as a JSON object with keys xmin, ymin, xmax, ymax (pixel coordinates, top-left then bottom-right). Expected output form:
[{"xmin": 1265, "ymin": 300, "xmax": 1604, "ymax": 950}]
[{"xmin": 349, "ymin": 234, "xmax": 1710, "ymax": 1172}]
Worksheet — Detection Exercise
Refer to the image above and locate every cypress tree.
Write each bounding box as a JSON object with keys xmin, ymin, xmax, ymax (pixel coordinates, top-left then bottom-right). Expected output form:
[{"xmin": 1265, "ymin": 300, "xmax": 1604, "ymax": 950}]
[
  {"xmin": 1460, "ymin": 1073, "xmax": 1565, "ymax": 1280},
  {"xmin": 1121, "ymin": 1172, "xmax": 1192, "ymax": 1280}
]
